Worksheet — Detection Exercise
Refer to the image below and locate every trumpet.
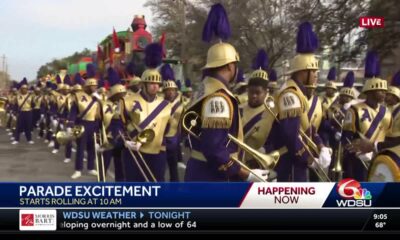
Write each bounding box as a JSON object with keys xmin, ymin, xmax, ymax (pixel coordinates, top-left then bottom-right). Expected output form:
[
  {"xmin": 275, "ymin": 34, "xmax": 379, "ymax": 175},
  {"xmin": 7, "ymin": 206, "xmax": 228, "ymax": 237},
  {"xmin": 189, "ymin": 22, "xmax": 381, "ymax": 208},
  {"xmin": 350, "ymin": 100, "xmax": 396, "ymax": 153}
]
[
  {"xmin": 182, "ymin": 111, "xmax": 280, "ymax": 182},
  {"xmin": 55, "ymin": 125, "xmax": 85, "ymax": 145},
  {"xmin": 263, "ymin": 98, "xmax": 331, "ymax": 182}
]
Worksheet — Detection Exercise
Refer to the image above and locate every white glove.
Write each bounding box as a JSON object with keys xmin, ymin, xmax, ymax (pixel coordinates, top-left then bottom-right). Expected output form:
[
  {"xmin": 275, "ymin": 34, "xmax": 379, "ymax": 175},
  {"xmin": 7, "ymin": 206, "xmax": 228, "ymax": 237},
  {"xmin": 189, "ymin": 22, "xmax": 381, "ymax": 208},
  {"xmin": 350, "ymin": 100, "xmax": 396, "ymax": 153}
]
[
  {"xmin": 66, "ymin": 127, "xmax": 72, "ymax": 135},
  {"xmin": 358, "ymin": 152, "xmax": 373, "ymax": 162},
  {"xmin": 343, "ymin": 102, "xmax": 352, "ymax": 110},
  {"xmin": 95, "ymin": 143, "xmax": 104, "ymax": 153},
  {"xmin": 52, "ymin": 119, "xmax": 58, "ymax": 128},
  {"xmin": 314, "ymin": 147, "xmax": 332, "ymax": 169},
  {"xmin": 334, "ymin": 132, "xmax": 342, "ymax": 141},
  {"xmin": 246, "ymin": 169, "xmax": 269, "ymax": 182},
  {"xmin": 50, "ymin": 116, "xmax": 54, "ymax": 122},
  {"xmin": 6, "ymin": 113, "xmax": 10, "ymax": 117},
  {"xmin": 40, "ymin": 114, "xmax": 45, "ymax": 120},
  {"xmin": 92, "ymin": 92, "xmax": 101, "ymax": 100},
  {"xmin": 60, "ymin": 124, "xmax": 65, "ymax": 130},
  {"xmin": 124, "ymin": 140, "xmax": 142, "ymax": 152}
]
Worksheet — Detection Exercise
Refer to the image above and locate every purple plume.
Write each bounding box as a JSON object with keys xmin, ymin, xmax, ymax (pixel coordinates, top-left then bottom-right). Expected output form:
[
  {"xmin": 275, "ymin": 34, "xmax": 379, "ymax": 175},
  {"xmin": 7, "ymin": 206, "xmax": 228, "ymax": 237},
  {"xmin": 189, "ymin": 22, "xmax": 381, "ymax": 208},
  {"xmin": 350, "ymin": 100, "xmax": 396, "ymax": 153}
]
[
  {"xmin": 237, "ymin": 68, "xmax": 245, "ymax": 83},
  {"xmin": 56, "ymin": 75, "xmax": 62, "ymax": 84},
  {"xmin": 343, "ymin": 71, "xmax": 355, "ymax": 88},
  {"xmin": 107, "ymin": 67, "xmax": 122, "ymax": 87},
  {"xmin": 86, "ymin": 63, "xmax": 96, "ymax": 78},
  {"xmin": 296, "ymin": 22, "xmax": 319, "ymax": 54},
  {"xmin": 160, "ymin": 64, "xmax": 175, "ymax": 81},
  {"xmin": 269, "ymin": 69, "xmax": 277, "ymax": 82},
  {"xmin": 74, "ymin": 73, "xmax": 84, "ymax": 85},
  {"xmin": 364, "ymin": 51, "xmax": 380, "ymax": 78},
  {"xmin": 252, "ymin": 49, "xmax": 268, "ymax": 70},
  {"xmin": 176, "ymin": 80, "xmax": 182, "ymax": 90},
  {"xmin": 327, "ymin": 67, "xmax": 336, "ymax": 81},
  {"xmin": 202, "ymin": 3, "xmax": 231, "ymax": 43},
  {"xmin": 185, "ymin": 78, "xmax": 192, "ymax": 88},
  {"xmin": 126, "ymin": 61, "xmax": 135, "ymax": 76},
  {"xmin": 144, "ymin": 43, "xmax": 163, "ymax": 68},
  {"xmin": 391, "ymin": 71, "xmax": 400, "ymax": 87},
  {"xmin": 64, "ymin": 75, "xmax": 71, "ymax": 86}
]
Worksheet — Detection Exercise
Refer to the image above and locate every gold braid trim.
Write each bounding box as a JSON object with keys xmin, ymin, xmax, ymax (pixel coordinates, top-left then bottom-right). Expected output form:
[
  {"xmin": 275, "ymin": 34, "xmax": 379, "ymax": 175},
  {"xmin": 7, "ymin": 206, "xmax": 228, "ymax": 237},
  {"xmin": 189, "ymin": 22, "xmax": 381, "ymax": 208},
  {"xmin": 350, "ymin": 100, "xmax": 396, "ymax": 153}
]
[
  {"xmin": 202, "ymin": 117, "xmax": 231, "ymax": 129},
  {"xmin": 278, "ymin": 108, "xmax": 303, "ymax": 120}
]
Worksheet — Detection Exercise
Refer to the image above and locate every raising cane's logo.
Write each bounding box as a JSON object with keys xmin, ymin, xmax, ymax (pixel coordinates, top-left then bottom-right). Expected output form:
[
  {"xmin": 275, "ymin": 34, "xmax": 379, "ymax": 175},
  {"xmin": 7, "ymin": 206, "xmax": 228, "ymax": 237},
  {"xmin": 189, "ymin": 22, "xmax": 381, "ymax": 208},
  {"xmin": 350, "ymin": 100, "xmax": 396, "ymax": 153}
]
[{"xmin": 336, "ymin": 178, "xmax": 372, "ymax": 207}]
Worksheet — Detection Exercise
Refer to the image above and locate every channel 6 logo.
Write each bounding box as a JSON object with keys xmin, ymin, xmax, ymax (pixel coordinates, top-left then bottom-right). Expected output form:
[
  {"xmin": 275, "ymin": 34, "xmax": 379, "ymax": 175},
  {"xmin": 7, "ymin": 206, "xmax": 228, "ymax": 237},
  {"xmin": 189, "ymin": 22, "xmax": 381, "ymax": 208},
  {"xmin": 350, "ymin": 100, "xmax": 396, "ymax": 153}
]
[{"xmin": 336, "ymin": 178, "xmax": 372, "ymax": 207}]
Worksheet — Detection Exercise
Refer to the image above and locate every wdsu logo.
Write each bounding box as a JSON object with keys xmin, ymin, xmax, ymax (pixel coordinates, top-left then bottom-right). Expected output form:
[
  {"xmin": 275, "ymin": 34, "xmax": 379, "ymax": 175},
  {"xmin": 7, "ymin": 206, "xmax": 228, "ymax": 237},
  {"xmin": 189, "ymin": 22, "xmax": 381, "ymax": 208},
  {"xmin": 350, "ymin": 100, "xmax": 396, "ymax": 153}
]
[
  {"xmin": 19, "ymin": 209, "xmax": 57, "ymax": 231},
  {"xmin": 336, "ymin": 178, "xmax": 372, "ymax": 207}
]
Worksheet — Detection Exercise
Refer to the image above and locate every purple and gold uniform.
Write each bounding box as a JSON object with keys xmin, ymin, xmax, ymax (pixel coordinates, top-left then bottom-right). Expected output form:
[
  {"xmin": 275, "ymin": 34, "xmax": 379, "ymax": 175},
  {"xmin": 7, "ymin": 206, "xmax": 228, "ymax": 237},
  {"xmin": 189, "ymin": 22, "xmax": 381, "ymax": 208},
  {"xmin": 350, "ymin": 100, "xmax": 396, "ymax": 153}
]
[
  {"xmin": 342, "ymin": 51, "xmax": 391, "ymax": 181},
  {"xmin": 14, "ymin": 78, "xmax": 34, "ymax": 143}
]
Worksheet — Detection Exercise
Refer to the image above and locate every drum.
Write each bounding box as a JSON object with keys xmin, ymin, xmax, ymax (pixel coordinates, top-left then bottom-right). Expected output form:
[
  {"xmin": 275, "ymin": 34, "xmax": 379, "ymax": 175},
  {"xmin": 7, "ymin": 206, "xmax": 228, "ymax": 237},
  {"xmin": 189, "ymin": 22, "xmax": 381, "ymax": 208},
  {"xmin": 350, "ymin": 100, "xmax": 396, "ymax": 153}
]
[{"xmin": 368, "ymin": 153, "xmax": 400, "ymax": 182}]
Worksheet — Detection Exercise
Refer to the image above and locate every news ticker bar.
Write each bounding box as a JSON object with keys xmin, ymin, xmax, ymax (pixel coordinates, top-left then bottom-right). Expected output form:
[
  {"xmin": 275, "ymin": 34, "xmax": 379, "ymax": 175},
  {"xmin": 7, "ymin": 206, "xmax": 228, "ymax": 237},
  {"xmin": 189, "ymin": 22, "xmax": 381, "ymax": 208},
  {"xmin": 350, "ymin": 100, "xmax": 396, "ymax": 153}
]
[
  {"xmin": 3, "ymin": 182, "xmax": 400, "ymax": 208},
  {"xmin": 3, "ymin": 209, "xmax": 400, "ymax": 233}
]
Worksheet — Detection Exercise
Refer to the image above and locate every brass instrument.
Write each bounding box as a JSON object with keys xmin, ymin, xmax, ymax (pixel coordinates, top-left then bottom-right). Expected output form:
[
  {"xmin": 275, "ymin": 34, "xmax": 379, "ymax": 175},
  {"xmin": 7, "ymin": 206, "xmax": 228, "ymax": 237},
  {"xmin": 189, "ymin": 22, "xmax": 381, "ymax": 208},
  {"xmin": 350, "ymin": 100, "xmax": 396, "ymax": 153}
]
[
  {"xmin": 263, "ymin": 98, "xmax": 332, "ymax": 182},
  {"xmin": 118, "ymin": 130, "xmax": 157, "ymax": 182},
  {"xmin": 182, "ymin": 111, "xmax": 280, "ymax": 182},
  {"xmin": 55, "ymin": 125, "xmax": 85, "ymax": 145},
  {"xmin": 94, "ymin": 132, "xmax": 106, "ymax": 182},
  {"xmin": 331, "ymin": 140, "xmax": 343, "ymax": 181},
  {"xmin": 0, "ymin": 97, "xmax": 7, "ymax": 110}
]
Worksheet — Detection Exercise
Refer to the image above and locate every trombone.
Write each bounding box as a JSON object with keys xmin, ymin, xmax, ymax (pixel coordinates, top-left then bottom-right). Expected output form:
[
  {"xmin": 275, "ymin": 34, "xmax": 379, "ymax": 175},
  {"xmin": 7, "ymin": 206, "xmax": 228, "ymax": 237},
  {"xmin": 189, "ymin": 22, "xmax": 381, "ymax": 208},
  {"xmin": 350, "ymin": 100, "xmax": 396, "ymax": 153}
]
[
  {"xmin": 263, "ymin": 98, "xmax": 332, "ymax": 182},
  {"xmin": 118, "ymin": 130, "xmax": 157, "ymax": 182},
  {"xmin": 182, "ymin": 111, "xmax": 280, "ymax": 182},
  {"xmin": 94, "ymin": 133, "xmax": 106, "ymax": 182}
]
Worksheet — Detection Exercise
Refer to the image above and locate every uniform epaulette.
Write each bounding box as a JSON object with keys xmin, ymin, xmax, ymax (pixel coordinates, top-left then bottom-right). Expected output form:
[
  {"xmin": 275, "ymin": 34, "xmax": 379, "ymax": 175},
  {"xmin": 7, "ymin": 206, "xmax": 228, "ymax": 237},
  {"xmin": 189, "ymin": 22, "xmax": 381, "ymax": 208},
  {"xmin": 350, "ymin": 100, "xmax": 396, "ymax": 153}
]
[
  {"xmin": 201, "ymin": 91, "xmax": 233, "ymax": 129},
  {"xmin": 277, "ymin": 88, "xmax": 303, "ymax": 119}
]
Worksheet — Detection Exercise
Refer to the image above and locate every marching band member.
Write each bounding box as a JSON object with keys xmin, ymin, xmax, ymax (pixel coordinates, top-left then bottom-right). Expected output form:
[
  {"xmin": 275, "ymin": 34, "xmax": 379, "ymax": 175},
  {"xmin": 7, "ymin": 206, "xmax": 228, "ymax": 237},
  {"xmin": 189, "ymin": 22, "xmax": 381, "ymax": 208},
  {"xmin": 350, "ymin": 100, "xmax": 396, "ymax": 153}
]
[
  {"xmin": 234, "ymin": 69, "xmax": 248, "ymax": 105},
  {"xmin": 32, "ymin": 82, "xmax": 44, "ymax": 139},
  {"xmin": 99, "ymin": 68, "xmax": 127, "ymax": 182},
  {"xmin": 52, "ymin": 75, "xmax": 70, "ymax": 154},
  {"xmin": 385, "ymin": 71, "xmax": 400, "ymax": 112},
  {"xmin": 68, "ymin": 64, "xmax": 100, "ymax": 179},
  {"xmin": 304, "ymin": 65, "xmax": 324, "ymax": 182},
  {"xmin": 11, "ymin": 78, "xmax": 34, "ymax": 145},
  {"xmin": 273, "ymin": 22, "xmax": 331, "ymax": 182},
  {"xmin": 181, "ymin": 78, "xmax": 193, "ymax": 108},
  {"xmin": 267, "ymin": 69, "xmax": 279, "ymax": 96},
  {"xmin": 125, "ymin": 61, "xmax": 142, "ymax": 95},
  {"xmin": 183, "ymin": 4, "xmax": 269, "ymax": 182},
  {"xmin": 350, "ymin": 71, "xmax": 400, "ymax": 155},
  {"xmin": 6, "ymin": 82, "xmax": 18, "ymax": 134},
  {"xmin": 321, "ymin": 67, "xmax": 338, "ymax": 113},
  {"xmin": 122, "ymin": 43, "xmax": 172, "ymax": 182},
  {"xmin": 240, "ymin": 49, "xmax": 273, "ymax": 165},
  {"xmin": 161, "ymin": 64, "xmax": 184, "ymax": 182},
  {"xmin": 343, "ymin": 51, "xmax": 392, "ymax": 181}
]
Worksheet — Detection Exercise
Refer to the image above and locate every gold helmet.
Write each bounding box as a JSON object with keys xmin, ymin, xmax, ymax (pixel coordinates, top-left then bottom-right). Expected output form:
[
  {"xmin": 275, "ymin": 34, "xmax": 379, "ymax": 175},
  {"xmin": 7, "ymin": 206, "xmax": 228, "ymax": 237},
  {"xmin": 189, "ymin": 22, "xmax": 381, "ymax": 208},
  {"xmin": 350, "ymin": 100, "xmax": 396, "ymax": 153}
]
[
  {"xmin": 268, "ymin": 69, "xmax": 279, "ymax": 90},
  {"xmin": 387, "ymin": 71, "xmax": 400, "ymax": 100},
  {"xmin": 73, "ymin": 73, "xmax": 84, "ymax": 91},
  {"xmin": 340, "ymin": 71, "xmax": 356, "ymax": 99},
  {"xmin": 84, "ymin": 63, "xmax": 98, "ymax": 87},
  {"xmin": 129, "ymin": 76, "xmax": 142, "ymax": 87},
  {"xmin": 287, "ymin": 22, "xmax": 319, "ymax": 75},
  {"xmin": 141, "ymin": 43, "xmax": 163, "ymax": 84},
  {"xmin": 202, "ymin": 4, "xmax": 239, "ymax": 70},
  {"xmin": 160, "ymin": 64, "xmax": 178, "ymax": 89},
  {"xmin": 325, "ymin": 67, "xmax": 337, "ymax": 90},
  {"xmin": 55, "ymin": 75, "xmax": 65, "ymax": 90},
  {"xmin": 250, "ymin": 49, "xmax": 269, "ymax": 81},
  {"xmin": 108, "ymin": 67, "xmax": 126, "ymax": 97},
  {"xmin": 362, "ymin": 51, "xmax": 387, "ymax": 93}
]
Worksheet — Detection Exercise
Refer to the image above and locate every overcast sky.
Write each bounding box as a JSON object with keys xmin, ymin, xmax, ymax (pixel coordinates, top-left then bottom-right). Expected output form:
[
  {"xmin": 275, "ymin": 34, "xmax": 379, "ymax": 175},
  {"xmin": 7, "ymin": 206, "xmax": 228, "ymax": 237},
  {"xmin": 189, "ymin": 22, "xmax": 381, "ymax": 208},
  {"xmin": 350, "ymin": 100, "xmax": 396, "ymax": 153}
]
[{"xmin": 0, "ymin": 0, "xmax": 153, "ymax": 81}]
